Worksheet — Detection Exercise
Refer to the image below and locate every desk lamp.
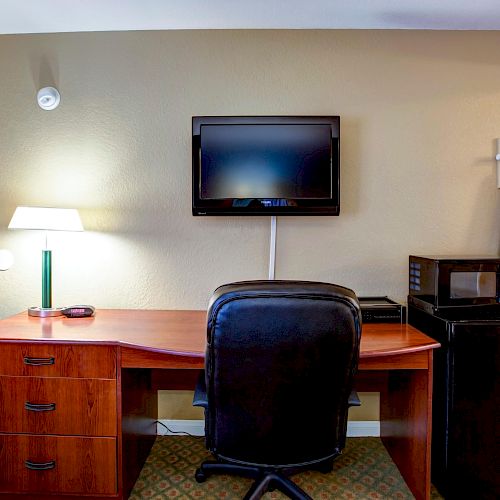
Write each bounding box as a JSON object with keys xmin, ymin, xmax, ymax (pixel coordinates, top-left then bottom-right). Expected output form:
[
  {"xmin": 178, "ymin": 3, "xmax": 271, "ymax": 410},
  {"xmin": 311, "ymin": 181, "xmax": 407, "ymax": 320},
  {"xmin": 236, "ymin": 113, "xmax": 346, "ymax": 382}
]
[{"xmin": 8, "ymin": 207, "xmax": 84, "ymax": 317}]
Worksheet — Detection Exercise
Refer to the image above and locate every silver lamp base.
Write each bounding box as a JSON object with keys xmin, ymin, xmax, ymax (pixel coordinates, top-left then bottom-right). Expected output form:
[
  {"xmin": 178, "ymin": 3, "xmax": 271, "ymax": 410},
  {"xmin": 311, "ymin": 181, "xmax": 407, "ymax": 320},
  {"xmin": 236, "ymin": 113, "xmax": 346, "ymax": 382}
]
[{"xmin": 28, "ymin": 307, "xmax": 64, "ymax": 317}]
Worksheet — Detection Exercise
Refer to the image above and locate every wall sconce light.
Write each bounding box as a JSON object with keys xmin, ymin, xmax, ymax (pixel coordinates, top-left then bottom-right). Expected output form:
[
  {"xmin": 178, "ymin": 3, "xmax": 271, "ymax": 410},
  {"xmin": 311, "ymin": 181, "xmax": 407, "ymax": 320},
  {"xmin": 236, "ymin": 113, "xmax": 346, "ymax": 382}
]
[
  {"xmin": 8, "ymin": 207, "xmax": 84, "ymax": 316},
  {"xmin": 37, "ymin": 86, "xmax": 61, "ymax": 110}
]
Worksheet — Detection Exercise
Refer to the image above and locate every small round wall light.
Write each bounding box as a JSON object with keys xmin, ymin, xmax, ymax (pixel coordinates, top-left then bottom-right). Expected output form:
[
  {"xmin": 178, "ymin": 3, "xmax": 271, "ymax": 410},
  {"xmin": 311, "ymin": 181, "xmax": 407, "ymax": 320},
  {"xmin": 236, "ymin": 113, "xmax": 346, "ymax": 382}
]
[{"xmin": 37, "ymin": 87, "xmax": 61, "ymax": 110}]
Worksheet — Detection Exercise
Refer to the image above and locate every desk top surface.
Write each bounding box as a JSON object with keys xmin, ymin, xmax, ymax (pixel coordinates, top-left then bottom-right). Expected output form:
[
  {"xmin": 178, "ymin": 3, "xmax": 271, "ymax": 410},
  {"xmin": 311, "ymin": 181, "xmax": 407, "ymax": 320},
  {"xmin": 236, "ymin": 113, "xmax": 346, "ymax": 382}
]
[{"xmin": 0, "ymin": 309, "xmax": 439, "ymax": 359}]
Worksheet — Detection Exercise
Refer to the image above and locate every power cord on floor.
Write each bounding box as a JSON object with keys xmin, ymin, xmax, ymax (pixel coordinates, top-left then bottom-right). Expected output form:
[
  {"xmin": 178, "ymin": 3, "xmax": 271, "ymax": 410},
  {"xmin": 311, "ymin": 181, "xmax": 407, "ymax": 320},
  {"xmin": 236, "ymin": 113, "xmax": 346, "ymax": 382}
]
[{"xmin": 154, "ymin": 420, "xmax": 199, "ymax": 437}]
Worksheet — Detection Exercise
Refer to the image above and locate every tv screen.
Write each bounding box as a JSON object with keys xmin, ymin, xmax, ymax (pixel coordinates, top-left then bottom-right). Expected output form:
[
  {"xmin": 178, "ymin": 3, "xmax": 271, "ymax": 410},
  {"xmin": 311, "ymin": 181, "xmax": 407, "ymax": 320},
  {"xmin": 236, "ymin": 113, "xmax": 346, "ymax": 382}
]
[{"xmin": 192, "ymin": 116, "xmax": 340, "ymax": 216}]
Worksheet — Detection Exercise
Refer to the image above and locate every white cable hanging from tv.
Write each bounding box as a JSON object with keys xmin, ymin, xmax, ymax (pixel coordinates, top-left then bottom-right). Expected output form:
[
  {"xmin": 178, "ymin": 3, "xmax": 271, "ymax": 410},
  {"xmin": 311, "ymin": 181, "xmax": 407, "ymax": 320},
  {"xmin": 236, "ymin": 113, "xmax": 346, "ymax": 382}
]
[{"xmin": 268, "ymin": 216, "xmax": 277, "ymax": 280}]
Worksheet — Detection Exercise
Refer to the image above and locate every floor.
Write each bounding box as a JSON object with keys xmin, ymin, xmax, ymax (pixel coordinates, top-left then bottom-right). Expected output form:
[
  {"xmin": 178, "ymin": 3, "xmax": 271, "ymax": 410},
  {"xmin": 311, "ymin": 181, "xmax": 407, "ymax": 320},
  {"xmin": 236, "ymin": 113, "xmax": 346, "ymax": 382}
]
[{"xmin": 130, "ymin": 435, "xmax": 444, "ymax": 499}]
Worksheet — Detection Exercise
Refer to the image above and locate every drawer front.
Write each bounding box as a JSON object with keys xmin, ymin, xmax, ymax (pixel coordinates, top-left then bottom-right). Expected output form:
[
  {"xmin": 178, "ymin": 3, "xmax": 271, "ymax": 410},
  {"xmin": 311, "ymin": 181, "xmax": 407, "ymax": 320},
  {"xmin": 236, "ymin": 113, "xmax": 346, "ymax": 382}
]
[
  {"xmin": 0, "ymin": 343, "xmax": 116, "ymax": 378},
  {"xmin": 0, "ymin": 434, "xmax": 117, "ymax": 495},
  {"xmin": 0, "ymin": 376, "xmax": 117, "ymax": 436}
]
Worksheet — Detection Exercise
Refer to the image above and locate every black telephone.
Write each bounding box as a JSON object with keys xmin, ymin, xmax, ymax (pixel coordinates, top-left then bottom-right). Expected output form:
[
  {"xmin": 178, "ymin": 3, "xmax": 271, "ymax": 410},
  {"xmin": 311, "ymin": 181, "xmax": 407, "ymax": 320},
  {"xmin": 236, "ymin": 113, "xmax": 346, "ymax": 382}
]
[{"xmin": 61, "ymin": 305, "xmax": 95, "ymax": 318}]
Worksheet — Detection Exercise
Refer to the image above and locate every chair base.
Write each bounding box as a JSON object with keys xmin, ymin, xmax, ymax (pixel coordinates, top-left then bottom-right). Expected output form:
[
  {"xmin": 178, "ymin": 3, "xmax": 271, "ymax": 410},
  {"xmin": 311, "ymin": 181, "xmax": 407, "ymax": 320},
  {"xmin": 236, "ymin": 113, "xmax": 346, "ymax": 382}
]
[{"xmin": 195, "ymin": 456, "xmax": 336, "ymax": 500}]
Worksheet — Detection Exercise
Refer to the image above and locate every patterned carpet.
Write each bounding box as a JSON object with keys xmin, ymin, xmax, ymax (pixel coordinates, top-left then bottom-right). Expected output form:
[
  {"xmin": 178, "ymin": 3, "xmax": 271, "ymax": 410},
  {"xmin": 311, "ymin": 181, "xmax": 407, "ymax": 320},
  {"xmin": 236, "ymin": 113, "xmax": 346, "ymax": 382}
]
[{"xmin": 130, "ymin": 436, "xmax": 444, "ymax": 499}]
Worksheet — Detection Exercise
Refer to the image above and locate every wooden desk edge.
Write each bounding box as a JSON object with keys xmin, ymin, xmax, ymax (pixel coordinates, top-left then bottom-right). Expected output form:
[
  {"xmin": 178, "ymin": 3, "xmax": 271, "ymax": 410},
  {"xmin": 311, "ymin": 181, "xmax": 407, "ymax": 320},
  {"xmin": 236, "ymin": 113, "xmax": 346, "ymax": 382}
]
[{"xmin": 120, "ymin": 344, "xmax": 204, "ymax": 369}]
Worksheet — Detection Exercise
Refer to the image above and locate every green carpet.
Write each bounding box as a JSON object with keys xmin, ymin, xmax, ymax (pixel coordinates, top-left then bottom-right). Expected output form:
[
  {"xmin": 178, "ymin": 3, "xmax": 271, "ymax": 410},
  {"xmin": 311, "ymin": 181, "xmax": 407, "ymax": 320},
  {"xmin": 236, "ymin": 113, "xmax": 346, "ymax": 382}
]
[{"xmin": 130, "ymin": 436, "xmax": 444, "ymax": 499}]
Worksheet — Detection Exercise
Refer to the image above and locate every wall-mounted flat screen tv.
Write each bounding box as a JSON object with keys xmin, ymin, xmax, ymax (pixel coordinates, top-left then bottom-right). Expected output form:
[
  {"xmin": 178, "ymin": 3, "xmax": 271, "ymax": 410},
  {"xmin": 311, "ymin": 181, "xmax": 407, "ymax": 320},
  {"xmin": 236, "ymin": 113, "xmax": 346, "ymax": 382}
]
[{"xmin": 192, "ymin": 116, "xmax": 340, "ymax": 216}]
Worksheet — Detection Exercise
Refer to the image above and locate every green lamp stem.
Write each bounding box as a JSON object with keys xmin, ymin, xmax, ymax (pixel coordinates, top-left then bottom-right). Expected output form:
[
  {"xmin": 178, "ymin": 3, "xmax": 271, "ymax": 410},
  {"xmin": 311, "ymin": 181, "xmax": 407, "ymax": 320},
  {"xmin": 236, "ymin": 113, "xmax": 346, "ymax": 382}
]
[{"xmin": 41, "ymin": 249, "xmax": 52, "ymax": 309}]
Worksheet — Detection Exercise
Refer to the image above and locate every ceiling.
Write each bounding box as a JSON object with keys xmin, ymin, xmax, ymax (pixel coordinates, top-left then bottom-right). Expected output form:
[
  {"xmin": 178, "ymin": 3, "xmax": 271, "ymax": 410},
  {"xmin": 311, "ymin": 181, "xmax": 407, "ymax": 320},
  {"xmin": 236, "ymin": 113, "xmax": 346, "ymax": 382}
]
[{"xmin": 1, "ymin": 0, "xmax": 500, "ymax": 34}]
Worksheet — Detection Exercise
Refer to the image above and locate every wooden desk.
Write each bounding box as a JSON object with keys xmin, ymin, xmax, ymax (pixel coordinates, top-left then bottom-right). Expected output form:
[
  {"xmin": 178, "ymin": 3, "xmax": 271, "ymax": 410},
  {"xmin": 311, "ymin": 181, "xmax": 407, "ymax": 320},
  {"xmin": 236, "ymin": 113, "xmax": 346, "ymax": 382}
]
[{"xmin": 0, "ymin": 310, "xmax": 439, "ymax": 500}]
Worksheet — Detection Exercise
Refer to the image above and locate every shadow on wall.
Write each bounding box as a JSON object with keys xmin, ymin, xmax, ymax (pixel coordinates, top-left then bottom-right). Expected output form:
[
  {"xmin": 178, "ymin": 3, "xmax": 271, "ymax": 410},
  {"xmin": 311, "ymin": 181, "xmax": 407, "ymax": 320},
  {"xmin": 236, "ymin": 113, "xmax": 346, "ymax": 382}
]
[
  {"xmin": 0, "ymin": 249, "xmax": 14, "ymax": 271},
  {"xmin": 353, "ymin": 29, "xmax": 500, "ymax": 68},
  {"xmin": 30, "ymin": 54, "xmax": 59, "ymax": 93},
  {"xmin": 469, "ymin": 144, "xmax": 500, "ymax": 253},
  {"xmin": 340, "ymin": 117, "xmax": 362, "ymax": 216}
]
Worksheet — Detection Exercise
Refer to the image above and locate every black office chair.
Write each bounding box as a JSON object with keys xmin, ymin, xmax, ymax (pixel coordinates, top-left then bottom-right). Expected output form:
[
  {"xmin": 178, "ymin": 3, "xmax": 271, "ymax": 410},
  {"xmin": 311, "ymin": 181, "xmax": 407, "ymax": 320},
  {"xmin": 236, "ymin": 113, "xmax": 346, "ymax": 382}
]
[{"xmin": 193, "ymin": 280, "xmax": 362, "ymax": 500}]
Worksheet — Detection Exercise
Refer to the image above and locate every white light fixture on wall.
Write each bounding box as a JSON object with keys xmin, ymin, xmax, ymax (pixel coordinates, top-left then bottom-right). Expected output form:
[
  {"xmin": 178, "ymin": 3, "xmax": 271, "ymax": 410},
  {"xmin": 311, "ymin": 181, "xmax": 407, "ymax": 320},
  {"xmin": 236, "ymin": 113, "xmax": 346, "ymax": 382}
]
[{"xmin": 37, "ymin": 86, "xmax": 60, "ymax": 110}]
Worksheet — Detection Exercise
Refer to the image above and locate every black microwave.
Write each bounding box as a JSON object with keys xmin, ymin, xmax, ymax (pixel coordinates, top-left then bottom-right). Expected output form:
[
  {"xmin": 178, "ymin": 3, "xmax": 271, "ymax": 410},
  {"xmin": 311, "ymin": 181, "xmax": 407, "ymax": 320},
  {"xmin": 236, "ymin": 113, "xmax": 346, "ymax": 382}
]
[{"xmin": 408, "ymin": 255, "xmax": 500, "ymax": 313}]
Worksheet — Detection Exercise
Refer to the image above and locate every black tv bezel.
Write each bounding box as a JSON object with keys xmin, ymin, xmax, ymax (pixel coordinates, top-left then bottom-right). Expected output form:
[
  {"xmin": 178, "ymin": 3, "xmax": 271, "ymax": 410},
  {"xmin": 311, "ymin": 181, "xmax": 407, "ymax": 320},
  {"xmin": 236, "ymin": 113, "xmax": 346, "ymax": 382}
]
[{"xmin": 192, "ymin": 116, "xmax": 340, "ymax": 216}]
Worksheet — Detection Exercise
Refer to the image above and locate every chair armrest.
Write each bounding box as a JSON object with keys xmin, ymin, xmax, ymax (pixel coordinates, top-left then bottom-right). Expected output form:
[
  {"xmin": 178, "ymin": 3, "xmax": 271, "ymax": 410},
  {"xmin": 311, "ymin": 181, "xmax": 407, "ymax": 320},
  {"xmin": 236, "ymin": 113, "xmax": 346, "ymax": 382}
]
[
  {"xmin": 348, "ymin": 389, "xmax": 361, "ymax": 407},
  {"xmin": 193, "ymin": 370, "xmax": 208, "ymax": 408}
]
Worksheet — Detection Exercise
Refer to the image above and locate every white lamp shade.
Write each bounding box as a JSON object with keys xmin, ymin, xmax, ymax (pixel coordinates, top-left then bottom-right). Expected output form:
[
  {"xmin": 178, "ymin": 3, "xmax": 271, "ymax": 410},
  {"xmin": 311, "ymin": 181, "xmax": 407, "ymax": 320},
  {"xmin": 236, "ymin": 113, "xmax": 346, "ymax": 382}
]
[{"xmin": 8, "ymin": 207, "xmax": 84, "ymax": 231}]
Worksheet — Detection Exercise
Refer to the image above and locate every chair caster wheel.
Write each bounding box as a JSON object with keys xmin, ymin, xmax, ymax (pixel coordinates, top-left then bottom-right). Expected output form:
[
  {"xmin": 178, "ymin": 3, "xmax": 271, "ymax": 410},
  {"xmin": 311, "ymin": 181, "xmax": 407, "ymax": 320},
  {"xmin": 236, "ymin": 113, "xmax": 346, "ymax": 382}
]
[{"xmin": 195, "ymin": 468, "xmax": 207, "ymax": 483}]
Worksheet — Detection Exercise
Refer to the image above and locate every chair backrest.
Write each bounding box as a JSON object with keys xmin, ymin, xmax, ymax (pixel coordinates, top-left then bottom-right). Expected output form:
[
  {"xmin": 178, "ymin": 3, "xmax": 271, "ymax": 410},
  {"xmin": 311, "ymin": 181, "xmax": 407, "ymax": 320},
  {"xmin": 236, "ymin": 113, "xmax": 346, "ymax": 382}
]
[{"xmin": 204, "ymin": 280, "xmax": 362, "ymax": 467}]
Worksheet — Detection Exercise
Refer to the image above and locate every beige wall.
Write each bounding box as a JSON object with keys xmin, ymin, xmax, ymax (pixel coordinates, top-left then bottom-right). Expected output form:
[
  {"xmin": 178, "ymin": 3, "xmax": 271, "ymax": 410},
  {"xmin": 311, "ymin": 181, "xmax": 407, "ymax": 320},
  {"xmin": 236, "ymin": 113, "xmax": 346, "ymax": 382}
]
[{"xmin": 0, "ymin": 30, "xmax": 499, "ymax": 421}]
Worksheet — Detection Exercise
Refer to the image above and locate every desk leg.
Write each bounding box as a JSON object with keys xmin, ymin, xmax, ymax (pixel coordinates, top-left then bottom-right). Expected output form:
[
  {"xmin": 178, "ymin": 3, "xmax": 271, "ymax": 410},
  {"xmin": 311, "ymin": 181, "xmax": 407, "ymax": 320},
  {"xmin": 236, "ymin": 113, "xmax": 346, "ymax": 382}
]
[
  {"xmin": 120, "ymin": 368, "xmax": 158, "ymax": 499},
  {"xmin": 380, "ymin": 351, "xmax": 433, "ymax": 500}
]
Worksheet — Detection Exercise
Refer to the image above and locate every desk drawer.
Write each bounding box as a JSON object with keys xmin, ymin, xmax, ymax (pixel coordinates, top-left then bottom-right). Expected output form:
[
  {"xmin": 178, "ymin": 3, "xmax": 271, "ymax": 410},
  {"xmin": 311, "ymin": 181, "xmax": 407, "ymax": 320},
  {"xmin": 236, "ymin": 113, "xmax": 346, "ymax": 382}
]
[
  {"xmin": 0, "ymin": 434, "xmax": 117, "ymax": 495},
  {"xmin": 0, "ymin": 376, "xmax": 117, "ymax": 436},
  {"xmin": 0, "ymin": 343, "xmax": 116, "ymax": 379}
]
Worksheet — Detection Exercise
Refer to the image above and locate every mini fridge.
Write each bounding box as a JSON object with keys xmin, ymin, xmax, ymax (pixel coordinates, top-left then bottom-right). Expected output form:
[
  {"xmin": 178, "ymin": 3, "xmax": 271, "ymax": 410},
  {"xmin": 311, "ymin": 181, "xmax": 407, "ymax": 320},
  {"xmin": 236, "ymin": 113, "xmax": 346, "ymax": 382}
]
[{"xmin": 407, "ymin": 256, "xmax": 500, "ymax": 499}]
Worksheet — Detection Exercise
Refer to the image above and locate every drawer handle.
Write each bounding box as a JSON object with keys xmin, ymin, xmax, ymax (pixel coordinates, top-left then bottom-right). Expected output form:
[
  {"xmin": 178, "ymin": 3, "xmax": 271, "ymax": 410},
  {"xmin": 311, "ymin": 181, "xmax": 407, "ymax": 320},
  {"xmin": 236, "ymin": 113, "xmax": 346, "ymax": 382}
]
[
  {"xmin": 23, "ymin": 356, "xmax": 55, "ymax": 366},
  {"xmin": 25, "ymin": 460, "xmax": 56, "ymax": 471},
  {"xmin": 25, "ymin": 402, "xmax": 56, "ymax": 412}
]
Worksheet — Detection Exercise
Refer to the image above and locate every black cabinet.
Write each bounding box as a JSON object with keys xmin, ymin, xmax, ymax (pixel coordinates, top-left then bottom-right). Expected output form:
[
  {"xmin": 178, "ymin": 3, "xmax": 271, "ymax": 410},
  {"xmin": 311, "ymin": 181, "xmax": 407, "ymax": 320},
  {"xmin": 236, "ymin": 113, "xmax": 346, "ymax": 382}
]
[{"xmin": 408, "ymin": 305, "xmax": 500, "ymax": 499}]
